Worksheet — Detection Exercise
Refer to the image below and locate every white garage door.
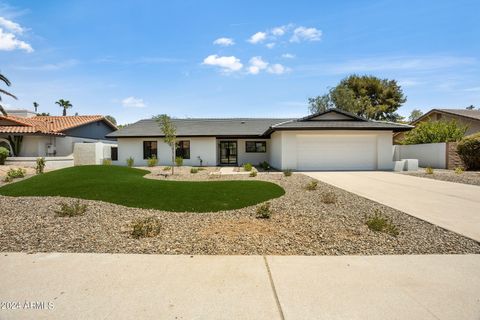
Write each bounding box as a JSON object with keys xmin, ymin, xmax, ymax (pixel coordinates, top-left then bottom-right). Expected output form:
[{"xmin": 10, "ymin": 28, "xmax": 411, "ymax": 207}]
[{"xmin": 296, "ymin": 134, "xmax": 377, "ymax": 170}]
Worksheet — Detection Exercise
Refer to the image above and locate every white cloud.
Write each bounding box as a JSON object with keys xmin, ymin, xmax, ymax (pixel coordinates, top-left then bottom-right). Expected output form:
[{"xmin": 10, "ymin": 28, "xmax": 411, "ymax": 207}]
[
  {"xmin": 121, "ymin": 96, "xmax": 146, "ymax": 108},
  {"xmin": 202, "ymin": 54, "xmax": 243, "ymax": 72},
  {"xmin": 281, "ymin": 53, "xmax": 295, "ymax": 59},
  {"xmin": 0, "ymin": 28, "xmax": 33, "ymax": 52},
  {"xmin": 267, "ymin": 63, "xmax": 289, "ymax": 75},
  {"xmin": 290, "ymin": 26, "xmax": 322, "ymax": 42},
  {"xmin": 213, "ymin": 37, "xmax": 235, "ymax": 46},
  {"xmin": 0, "ymin": 17, "xmax": 24, "ymax": 33},
  {"xmin": 271, "ymin": 26, "xmax": 286, "ymax": 36},
  {"xmin": 247, "ymin": 56, "xmax": 268, "ymax": 75},
  {"xmin": 248, "ymin": 31, "xmax": 267, "ymax": 44},
  {"xmin": 266, "ymin": 42, "xmax": 275, "ymax": 49},
  {"xmin": 14, "ymin": 59, "xmax": 78, "ymax": 71}
]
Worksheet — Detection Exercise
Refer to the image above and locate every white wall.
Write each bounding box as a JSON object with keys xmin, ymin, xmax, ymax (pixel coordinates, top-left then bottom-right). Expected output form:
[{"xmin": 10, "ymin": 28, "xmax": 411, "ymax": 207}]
[
  {"xmin": 269, "ymin": 131, "xmax": 283, "ymax": 170},
  {"xmin": 219, "ymin": 138, "xmax": 270, "ymax": 166},
  {"xmin": 393, "ymin": 143, "xmax": 446, "ymax": 168},
  {"xmin": 114, "ymin": 137, "xmax": 216, "ymax": 167},
  {"xmin": 73, "ymin": 142, "xmax": 117, "ymax": 165},
  {"xmin": 19, "ymin": 136, "xmax": 51, "ymax": 157}
]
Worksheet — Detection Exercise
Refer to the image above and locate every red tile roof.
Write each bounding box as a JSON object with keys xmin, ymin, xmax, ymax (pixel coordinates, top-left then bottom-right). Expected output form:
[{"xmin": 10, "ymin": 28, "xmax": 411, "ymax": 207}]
[{"xmin": 0, "ymin": 115, "xmax": 116, "ymax": 135}]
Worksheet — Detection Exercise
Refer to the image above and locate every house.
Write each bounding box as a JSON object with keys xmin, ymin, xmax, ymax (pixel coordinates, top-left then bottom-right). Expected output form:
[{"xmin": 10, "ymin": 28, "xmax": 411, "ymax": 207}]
[
  {"xmin": 394, "ymin": 108, "xmax": 480, "ymax": 143},
  {"xmin": 107, "ymin": 109, "xmax": 412, "ymax": 171},
  {"xmin": 0, "ymin": 109, "xmax": 117, "ymax": 157}
]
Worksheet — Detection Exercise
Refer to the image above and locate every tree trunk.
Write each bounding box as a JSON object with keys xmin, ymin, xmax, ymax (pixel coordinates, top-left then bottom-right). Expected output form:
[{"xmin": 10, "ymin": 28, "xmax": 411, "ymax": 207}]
[
  {"xmin": 63, "ymin": 108, "xmax": 66, "ymax": 116},
  {"xmin": 171, "ymin": 144, "xmax": 175, "ymax": 175}
]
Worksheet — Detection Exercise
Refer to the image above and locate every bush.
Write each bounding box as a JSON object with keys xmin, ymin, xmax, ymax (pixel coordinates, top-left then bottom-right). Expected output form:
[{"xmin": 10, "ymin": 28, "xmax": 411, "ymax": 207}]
[
  {"xmin": 126, "ymin": 157, "xmax": 134, "ymax": 167},
  {"xmin": 402, "ymin": 120, "xmax": 467, "ymax": 145},
  {"xmin": 7, "ymin": 168, "xmax": 26, "ymax": 179},
  {"xmin": 283, "ymin": 169, "xmax": 292, "ymax": 177},
  {"xmin": 0, "ymin": 147, "xmax": 9, "ymax": 165},
  {"xmin": 190, "ymin": 167, "xmax": 198, "ymax": 174},
  {"xmin": 163, "ymin": 166, "xmax": 171, "ymax": 171},
  {"xmin": 259, "ymin": 161, "xmax": 271, "ymax": 171},
  {"xmin": 425, "ymin": 167, "xmax": 434, "ymax": 174},
  {"xmin": 249, "ymin": 170, "xmax": 257, "ymax": 177},
  {"xmin": 366, "ymin": 210, "xmax": 399, "ymax": 237},
  {"xmin": 35, "ymin": 157, "xmax": 46, "ymax": 174},
  {"xmin": 243, "ymin": 163, "xmax": 253, "ymax": 171},
  {"xmin": 147, "ymin": 155, "xmax": 158, "ymax": 167},
  {"xmin": 321, "ymin": 192, "xmax": 337, "ymax": 204},
  {"xmin": 102, "ymin": 159, "xmax": 112, "ymax": 166},
  {"xmin": 175, "ymin": 156, "xmax": 183, "ymax": 166},
  {"xmin": 55, "ymin": 201, "xmax": 87, "ymax": 217},
  {"xmin": 457, "ymin": 133, "xmax": 480, "ymax": 170},
  {"xmin": 305, "ymin": 180, "xmax": 318, "ymax": 190},
  {"xmin": 256, "ymin": 202, "xmax": 272, "ymax": 219},
  {"xmin": 454, "ymin": 167, "xmax": 464, "ymax": 174},
  {"xmin": 131, "ymin": 216, "xmax": 161, "ymax": 239}
]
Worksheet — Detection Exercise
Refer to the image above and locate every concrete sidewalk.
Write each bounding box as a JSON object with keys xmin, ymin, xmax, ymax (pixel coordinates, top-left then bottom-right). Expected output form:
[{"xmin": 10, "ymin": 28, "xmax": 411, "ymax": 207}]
[
  {"xmin": 1, "ymin": 253, "xmax": 479, "ymax": 319},
  {"xmin": 303, "ymin": 171, "xmax": 480, "ymax": 242}
]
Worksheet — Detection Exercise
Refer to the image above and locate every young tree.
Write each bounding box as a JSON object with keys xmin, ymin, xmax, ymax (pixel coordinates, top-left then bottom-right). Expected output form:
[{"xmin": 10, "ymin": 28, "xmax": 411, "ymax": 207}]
[
  {"xmin": 0, "ymin": 73, "xmax": 17, "ymax": 116},
  {"xmin": 55, "ymin": 99, "xmax": 73, "ymax": 116},
  {"xmin": 402, "ymin": 120, "xmax": 467, "ymax": 145},
  {"xmin": 154, "ymin": 114, "xmax": 177, "ymax": 174},
  {"xmin": 408, "ymin": 109, "xmax": 423, "ymax": 122}
]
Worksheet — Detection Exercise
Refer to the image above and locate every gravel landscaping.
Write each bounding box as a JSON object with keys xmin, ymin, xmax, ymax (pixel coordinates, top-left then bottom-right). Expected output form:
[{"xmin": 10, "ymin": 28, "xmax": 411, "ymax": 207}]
[
  {"xmin": 1, "ymin": 170, "xmax": 479, "ymax": 255},
  {"xmin": 401, "ymin": 169, "xmax": 480, "ymax": 186}
]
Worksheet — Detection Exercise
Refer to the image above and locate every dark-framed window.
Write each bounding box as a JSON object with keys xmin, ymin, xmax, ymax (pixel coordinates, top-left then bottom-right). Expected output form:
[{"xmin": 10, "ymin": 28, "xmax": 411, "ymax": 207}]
[
  {"xmin": 176, "ymin": 140, "xmax": 190, "ymax": 159},
  {"xmin": 143, "ymin": 141, "xmax": 157, "ymax": 159},
  {"xmin": 111, "ymin": 147, "xmax": 118, "ymax": 161},
  {"xmin": 245, "ymin": 141, "xmax": 266, "ymax": 153}
]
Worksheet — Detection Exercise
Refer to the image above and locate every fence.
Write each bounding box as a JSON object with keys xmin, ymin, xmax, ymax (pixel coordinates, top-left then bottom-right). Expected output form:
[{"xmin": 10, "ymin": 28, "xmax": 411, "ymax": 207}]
[
  {"xmin": 393, "ymin": 142, "xmax": 463, "ymax": 169},
  {"xmin": 73, "ymin": 142, "xmax": 117, "ymax": 166}
]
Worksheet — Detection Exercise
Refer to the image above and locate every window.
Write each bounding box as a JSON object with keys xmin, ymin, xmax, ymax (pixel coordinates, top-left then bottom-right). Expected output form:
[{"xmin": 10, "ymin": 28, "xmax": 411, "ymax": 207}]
[
  {"xmin": 143, "ymin": 141, "xmax": 157, "ymax": 159},
  {"xmin": 111, "ymin": 147, "xmax": 118, "ymax": 161},
  {"xmin": 245, "ymin": 141, "xmax": 266, "ymax": 153},
  {"xmin": 176, "ymin": 140, "xmax": 190, "ymax": 159}
]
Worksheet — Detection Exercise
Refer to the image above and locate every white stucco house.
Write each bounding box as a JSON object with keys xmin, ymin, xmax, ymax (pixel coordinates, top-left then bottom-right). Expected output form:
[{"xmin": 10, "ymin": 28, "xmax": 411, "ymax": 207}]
[{"xmin": 107, "ymin": 109, "xmax": 412, "ymax": 171}]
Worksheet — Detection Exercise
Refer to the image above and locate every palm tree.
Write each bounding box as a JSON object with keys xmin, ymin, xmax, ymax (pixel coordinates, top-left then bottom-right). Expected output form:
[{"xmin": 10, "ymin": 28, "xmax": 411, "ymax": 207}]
[
  {"xmin": 0, "ymin": 73, "xmax": 17, "ymax": 116},
  {"xmin": 55, "ymin": 99, "xmax": 73, "ymax": 116},
  {"xmin": 33, "ymin": 101, "xmax": 39, "ymax": 113}
]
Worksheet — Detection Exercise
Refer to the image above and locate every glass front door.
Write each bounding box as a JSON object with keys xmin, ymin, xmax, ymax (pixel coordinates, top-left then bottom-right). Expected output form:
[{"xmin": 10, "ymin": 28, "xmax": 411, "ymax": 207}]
[{"xmin": 219, "ymin": 141, "xmax": 237, "ymax": 165}]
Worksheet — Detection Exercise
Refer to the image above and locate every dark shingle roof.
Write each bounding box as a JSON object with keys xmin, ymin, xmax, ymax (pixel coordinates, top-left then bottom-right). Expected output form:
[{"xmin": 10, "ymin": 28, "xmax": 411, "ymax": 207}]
[
  {"xmin": 437, "ymin": 109, "xmax": 480, "ymax": 121},
  {"xmin": 269, "ymin": 120, "xmax": 412, "ymax": 131}
]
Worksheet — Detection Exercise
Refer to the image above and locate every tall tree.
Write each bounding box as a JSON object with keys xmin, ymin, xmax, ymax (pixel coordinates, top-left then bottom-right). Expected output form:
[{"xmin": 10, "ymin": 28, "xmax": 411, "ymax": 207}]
[
  {"xmin": 33, "ymin": 101, "xmax": 39, "ymax": 113},
  {"xmin": 55, "ymin": 99, "xmax": 73, "ymax": 116},
  {"xmin": 154, "ymin": 114, "xmax": 177, "ymax": 174},
  {"xmin": 308, "ymin": 75, "xmax": 406, "ymax": 122},
  {"xmin": 0, "ymin": 73, "xmax": 17, "ymax": 116},
  {"xmin": 408, "ymin": 109, "xmax": 423, "ymax": 122},
  {"xmin": 105, "ymin": 115, "xmax": 117, "ymax": 125}
]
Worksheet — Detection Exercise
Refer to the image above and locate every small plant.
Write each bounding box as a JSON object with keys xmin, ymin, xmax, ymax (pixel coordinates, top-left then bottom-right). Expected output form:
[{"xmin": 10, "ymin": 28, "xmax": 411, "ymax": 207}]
[
  {"xmin": 147, "ymin": 155, "xmax": 158, "ymax": 167},
  {"xmin": 3, "ymin": 175, "xmax": 13, "ymax": 183},
  {"xmin": 256, "ymin": 202, "xmax": 272, "ymax": 219},
  {"xmin": 366, "ymin": 210, "xmax": 399, "ymax": 237},
  {"xmin": 35, "ymin": 157, "xmax": 46, "ymax": 174},
  {"xmin": 190, "ymin": 167, "xmax": 199, "ymax": 174},
  {"xmin": 102, "ymin": 158, "xmax": 112, "ymax": 166},
  {"xmin": 197, "ymin": 156, "xmax": 203, "ymax": 167},
  {"xmin": 7, "ymin": 168, "xmax": 26, "ymax": 179},
  {"xmin": 259, "ymin": 161, "xmax": 271, "ymax": 171},
  {"xmin": 283, "ymin": 169, "xmax": 292, "ymax": 177},
  {"xmin": 249, "ymin": 170, "xmax": 257, "ymax": 177},
  {"xmin": 454, "ymin": 167, "xmax": 464, "ymax": 174},
  {"xmin": 163, "ymin": 166, "xmax": 171, "ymax": 171},
  {"xmin": 243, "ymin": 163, "xmax": 253, "ymax": 171},
  {"xmin": 126, "ymin": 157, "xmax": 134, "ymax": 167},
  {"xmin": 425, "ymin": 167, "xmax": 434, "ymax": 174},
  {"xmin": 131, "ymin": 216, "xmax": 162, "ymax": 239},
  {"xmin": 55, "ymin": 201, "xmax": 87, "ymax": 217},
  {"xmin": 305, "ymin": 180, "xmax": 318, "ymax": 191},
  {"xmin": 175, "ymin": 156, "xmax": 183, "ymax": 166},
  {"xmin": 321, "ymin": 191, "xmax": 337, "ymax": 204},
  {"xmin": 0, "ymin": 147, "xmax": 9, "ymax": 165}
]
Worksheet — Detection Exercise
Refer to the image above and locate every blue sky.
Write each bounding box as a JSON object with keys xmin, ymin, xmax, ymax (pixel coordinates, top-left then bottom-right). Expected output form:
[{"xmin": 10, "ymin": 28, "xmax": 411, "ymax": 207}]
[{"xmin": 1, "ymin": 0, "xmax": 479, "ymax": 124}]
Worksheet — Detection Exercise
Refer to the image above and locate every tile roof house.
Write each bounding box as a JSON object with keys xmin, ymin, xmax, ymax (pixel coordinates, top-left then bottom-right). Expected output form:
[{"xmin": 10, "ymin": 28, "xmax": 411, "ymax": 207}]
[
  {"xmin": 0, "ymin": 111, "xmax": 117, "ymax": 157},
  {"xmin": 107, "ymin": 109, "xmax": 412, "ymax": 170}
]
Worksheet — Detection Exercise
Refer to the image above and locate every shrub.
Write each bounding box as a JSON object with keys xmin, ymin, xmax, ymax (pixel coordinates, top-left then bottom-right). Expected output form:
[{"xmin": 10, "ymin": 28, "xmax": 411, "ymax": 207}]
[
  {"xmin": 249, "ymin": 170, "xmax": 257, "ymax": 177},
  {"xmin": 425, "ymin": 167, "xmax": 434, "ymax": 174},
  {"xmin": 457, "ymin": 132, "xmax": 480, "ymax": 170},
  {"xmin": 243, "ymin": 163, "xmax": 253, "ymax": 171},
  {"xmin": 190, "ymin": 167, "xmax": 199, "ymax": 174},
  {"xmin": 305, "ymin": 180, "xmax": 318, "ymax": 191},
  {"xmin": 283, "ymin": 169, "xmax": 292, "ymax": 177},
  {"xmin": 321, "ymin": 191, "xmax": 337, "ymax": 204},
  {"xmin": 55, "ymin": 201, "xmax": 87, "ymax": 217},
  {"xmin": 35, "ymin": 157, "xmax": 46, "ymax": 174},
  {"xmin": 0, "ymin": 147, "xmax": 9, "ymax": 165},
  {"xmin": 454, "ymin": 167, "xmax": 464, "ymax": 174},
  {"xmin": 163, "ymin": 166, "xmax": 171, "ymax": 171},
  {"xmin": 147, "ymin": 155, "xmax": 158, "ymax": 167},
  {"xmin": 366, "ymin": 210, "xmax": 399, "ymax": 237},
  {"xmin": 131, "ymin": 216, "xmax": 161, "ymax": 239},
  {"xmin": 175, "ymin": 156, "xmax": 183, "ymax": 166},
  {"xmin": 3, "ymin": 175, "xmax": 13, "ymax": 183},
  {"xmin": 126, "ymin": 157, "xmax": 134, "ymax": 167},
  {"xmin": 102, "ymin": 159, "xmax": 112, "ymax": 166},
  {"xmin": 259, "ymin": 161, "xmax": 271, "ymax": 171},
  {"xmin": 256, "ymin": 202, "xmax": 272, "ymax": 219},
  {"xmin": 402, "ymin": 120, "xmax": 467, "ymax": 145},
  {"xmin": 7, "ymin": 168, "xmax": 26, "ymax": 179}
]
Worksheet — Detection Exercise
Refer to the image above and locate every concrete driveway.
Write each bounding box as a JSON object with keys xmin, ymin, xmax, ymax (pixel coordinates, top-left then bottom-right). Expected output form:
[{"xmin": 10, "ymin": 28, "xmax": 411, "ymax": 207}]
[{"xmin": 303, "ymin": 171, "xmax": 480, "ymax": 241}]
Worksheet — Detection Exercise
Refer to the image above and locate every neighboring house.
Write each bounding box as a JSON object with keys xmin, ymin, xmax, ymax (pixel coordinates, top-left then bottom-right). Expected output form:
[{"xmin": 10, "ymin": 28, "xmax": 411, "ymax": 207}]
[
  {"xmin": 107, "ymin": 109, "xmax": 411, "ymax": 171},
  {"xmin": 394, "ymin": 108, "xmax": 480, "ymax": 143},
  {"xmin": 0, "ymin": 109, "xmax": 117, "ymax": 157}
]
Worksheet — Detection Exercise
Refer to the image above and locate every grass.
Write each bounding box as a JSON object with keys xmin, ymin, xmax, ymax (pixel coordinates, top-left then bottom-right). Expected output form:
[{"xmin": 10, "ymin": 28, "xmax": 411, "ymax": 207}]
[
  {"xmin": 366, "ymin": 210, "xmax": 399, "ymax": 237},
  {"xmin": 0, "ymin": 166, "xmax": 285, "ymax": 212}
]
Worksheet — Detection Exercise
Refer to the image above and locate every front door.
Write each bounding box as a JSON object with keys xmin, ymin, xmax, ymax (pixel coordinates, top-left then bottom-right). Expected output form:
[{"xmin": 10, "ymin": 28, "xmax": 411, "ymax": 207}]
[{"xmin": 219, "ymin": 141, "xmax": 237, "ymax": 165}]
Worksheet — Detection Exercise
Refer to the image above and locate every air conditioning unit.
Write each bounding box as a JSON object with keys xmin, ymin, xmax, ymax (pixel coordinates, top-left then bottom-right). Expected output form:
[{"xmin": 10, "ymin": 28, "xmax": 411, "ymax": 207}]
[{"xmin": 47, "ymin": 144, "xmax": 56, "ymax": 155}]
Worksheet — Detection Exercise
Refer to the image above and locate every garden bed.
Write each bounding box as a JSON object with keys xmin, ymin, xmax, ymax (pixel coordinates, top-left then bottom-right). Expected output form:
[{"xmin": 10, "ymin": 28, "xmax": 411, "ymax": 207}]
[
  {"xmin": 1, "ymin": 171, "xmax": 479, "ymax": 255},
  {"xmin": 401, "ymin": 169, "xmax": 480, "ymax": 186}
]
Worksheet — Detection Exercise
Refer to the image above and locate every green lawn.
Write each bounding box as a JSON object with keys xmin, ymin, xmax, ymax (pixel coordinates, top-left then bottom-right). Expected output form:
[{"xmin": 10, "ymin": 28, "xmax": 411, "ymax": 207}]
[{"xmin": 0, "ymin": 166, "xmax": 285, "ymax": 212}]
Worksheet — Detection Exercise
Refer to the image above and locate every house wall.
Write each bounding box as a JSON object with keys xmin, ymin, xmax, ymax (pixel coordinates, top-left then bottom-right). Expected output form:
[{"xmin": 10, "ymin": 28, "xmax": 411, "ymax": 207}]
[
  {"xmin": 62, "ymin": 121, "xmax": 115, "ymax": 140},
  {"xmin": 269, "ymin": 131, "xmax": 283, "ymax": 170},
  {"xmin": 17, "ymin": 136, "xmax": 51, "ymax": 157},
  {"xmin": 217, "ymin": 138, "xmax": 270, "ymax": 166}
]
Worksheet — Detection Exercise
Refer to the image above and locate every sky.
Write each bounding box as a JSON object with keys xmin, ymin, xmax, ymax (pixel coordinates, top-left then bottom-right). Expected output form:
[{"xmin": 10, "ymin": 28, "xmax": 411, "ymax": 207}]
[{"xmin": 0, "ymin": 0, "xmax": 479, "ymax": 125}]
